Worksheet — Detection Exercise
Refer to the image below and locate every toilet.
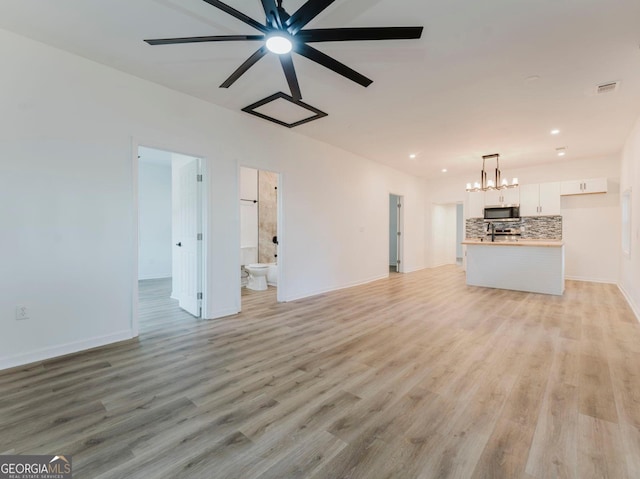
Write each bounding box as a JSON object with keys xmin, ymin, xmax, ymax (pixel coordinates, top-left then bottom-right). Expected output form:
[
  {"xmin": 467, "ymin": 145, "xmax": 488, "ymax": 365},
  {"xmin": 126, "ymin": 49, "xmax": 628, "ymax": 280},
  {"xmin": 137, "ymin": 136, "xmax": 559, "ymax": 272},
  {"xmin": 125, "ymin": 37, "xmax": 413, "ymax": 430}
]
[{"xmin": 246, "ymin": 263, "xmax": 269, "ymax": 291}]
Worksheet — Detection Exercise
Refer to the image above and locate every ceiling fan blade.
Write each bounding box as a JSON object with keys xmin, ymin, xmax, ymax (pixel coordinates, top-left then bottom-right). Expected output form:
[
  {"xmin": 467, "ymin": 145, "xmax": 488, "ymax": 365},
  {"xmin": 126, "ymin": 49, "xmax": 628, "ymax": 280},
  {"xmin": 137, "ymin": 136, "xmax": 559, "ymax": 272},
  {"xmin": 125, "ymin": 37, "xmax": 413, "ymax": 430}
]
[
  {"xmin": 261, "ymin": 0, "xmax": 282, "ymax": 29},
  {"xmin": 286, "ymin": 0, "xmax": 336, "ymax": 35},
  {"xmin": 145, "ymin": 35, "xmax": 265, "ymax": 46},
  {"xmin": 279, "ymin": 53, "xmax": 302, "ymax": 100},
  {"xmin": 201, "ymin": 0, "xmax": 268, "ymax": 33},
  {"xmin": 220, "ymin": 46, "xmax": 268, "ymax": 88},
  {"xmin": 295, "ymin": 43, "xmax": 372, "ymax": 87},
  {"xmin": 298, "ymin": 26, "xmax": 424, "ymax": 43}
]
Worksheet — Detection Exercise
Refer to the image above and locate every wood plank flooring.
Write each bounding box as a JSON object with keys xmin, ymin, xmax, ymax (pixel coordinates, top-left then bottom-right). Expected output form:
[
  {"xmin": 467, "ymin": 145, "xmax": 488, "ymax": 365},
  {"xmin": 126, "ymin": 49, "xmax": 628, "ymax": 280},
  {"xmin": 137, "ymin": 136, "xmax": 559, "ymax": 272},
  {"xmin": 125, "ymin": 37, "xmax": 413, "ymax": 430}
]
[{"xmin": 1, "ymin": 266, "xmax": 639, "ymax": 478}]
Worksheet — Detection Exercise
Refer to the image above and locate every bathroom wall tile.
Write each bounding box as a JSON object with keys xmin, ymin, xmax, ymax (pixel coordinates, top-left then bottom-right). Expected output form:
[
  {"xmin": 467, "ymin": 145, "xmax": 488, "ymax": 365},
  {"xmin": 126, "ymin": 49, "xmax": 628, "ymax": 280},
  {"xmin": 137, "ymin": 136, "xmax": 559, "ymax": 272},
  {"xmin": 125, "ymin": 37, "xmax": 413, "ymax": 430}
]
[{"xmin": 258, "ymin": 171, "xmax": 278, "ymax": 263}]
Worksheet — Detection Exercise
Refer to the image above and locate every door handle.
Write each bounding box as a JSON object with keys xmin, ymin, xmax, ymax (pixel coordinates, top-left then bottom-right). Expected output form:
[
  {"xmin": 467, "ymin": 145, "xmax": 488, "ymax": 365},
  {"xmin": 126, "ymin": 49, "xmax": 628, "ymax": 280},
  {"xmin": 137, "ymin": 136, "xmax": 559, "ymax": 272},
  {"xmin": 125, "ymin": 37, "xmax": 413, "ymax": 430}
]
[{"xmin": 176, "ymin": 242, "xmax": 182, "ymax": 247}]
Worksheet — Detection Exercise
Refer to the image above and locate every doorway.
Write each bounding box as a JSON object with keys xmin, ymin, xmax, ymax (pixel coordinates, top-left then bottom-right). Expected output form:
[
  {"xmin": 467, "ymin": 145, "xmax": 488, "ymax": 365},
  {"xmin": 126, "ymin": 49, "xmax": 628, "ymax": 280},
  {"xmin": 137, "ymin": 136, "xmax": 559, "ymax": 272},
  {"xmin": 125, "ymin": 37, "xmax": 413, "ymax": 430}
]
[
  {"xmin": 239, "ymin": 166, "xmax": 280, "ymax": 307},
  {"xmin": 456, "ymin": 203, "xmax": 464, "ymax": 266},
  {"xmin": 431, "ymin": 203, "xmax": 459, "ymax": 267},
  {"xmin": 389, "ymin": 194, "xmax": 403, "ymax": 273},
  {"xmin": 136, "ymin": 146, "xmax": 205, "ymax": 331}
]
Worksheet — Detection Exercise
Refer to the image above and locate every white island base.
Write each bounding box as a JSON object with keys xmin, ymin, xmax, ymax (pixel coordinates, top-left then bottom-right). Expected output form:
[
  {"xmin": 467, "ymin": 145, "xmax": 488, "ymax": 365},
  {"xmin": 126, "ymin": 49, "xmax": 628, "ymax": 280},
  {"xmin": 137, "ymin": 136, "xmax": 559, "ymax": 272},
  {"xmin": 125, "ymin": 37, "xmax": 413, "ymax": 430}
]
[{"xmin": 462, "ymin": 240, "xmax": 565, "ymax": 296}]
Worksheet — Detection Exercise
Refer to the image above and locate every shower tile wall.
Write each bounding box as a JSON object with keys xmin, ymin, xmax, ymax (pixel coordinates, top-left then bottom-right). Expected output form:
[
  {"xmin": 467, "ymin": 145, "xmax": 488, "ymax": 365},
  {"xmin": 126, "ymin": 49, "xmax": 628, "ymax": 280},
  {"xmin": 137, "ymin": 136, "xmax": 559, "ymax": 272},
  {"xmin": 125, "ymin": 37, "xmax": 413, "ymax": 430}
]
[
  {"xmin": 258, "ymin": 171, "xmax": 278, "ymax": 263},
  {"xmin": 465, "ymin": 216, "xmax": 563, "ymax": 240}
]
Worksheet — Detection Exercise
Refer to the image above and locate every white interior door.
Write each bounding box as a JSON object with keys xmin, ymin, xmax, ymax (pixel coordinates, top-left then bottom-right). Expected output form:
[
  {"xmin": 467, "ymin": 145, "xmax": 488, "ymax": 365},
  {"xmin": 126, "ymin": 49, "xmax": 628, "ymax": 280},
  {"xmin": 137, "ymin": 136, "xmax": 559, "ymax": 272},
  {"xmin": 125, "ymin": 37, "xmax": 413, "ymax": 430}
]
[
  {"xmin": 389, "ymin": 195, "xmax": 398, "ymax": 270},
  {"xmin": 175, "ymin": 159, "xmax": 201, "ymax": 317},
  {"xmin": 396, "ymin": 196, "xmax": 403, "ymax": 273},
  {"xmin": 389, "ymin": 194, "xmax": 403, "ymax": 272}
]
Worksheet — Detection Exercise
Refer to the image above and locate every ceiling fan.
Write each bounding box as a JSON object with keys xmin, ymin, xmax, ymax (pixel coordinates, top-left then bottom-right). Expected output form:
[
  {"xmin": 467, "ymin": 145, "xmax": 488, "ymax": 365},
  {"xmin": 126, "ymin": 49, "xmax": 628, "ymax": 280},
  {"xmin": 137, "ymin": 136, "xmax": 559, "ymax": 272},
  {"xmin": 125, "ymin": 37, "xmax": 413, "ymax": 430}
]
[{"xmin": 145, "ymin": 0, "xmax": 424, "ymax": 100}]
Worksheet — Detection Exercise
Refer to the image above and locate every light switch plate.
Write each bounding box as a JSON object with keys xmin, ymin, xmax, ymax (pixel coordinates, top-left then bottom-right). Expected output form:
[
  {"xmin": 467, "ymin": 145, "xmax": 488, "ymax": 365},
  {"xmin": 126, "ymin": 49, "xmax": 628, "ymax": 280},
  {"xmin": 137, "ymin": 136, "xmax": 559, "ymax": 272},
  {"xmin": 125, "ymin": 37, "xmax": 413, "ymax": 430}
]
[{"xmin": 16, "ymin": 306, "xmax": 28, "ymax": 320}]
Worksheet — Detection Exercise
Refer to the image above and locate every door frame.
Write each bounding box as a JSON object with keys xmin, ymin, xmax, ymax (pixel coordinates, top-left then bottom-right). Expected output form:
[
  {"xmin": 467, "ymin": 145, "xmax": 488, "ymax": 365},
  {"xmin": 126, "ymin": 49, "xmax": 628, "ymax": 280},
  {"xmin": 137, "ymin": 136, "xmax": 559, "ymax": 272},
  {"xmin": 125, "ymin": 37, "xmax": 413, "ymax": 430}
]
[
  {"xmin": 132, "ymin": 139, "xmax": 209, "ymax": 336},
  {"xmin": 389, "ymin": 193, "xmax": 404, "ymax": 274},
  {"xmin": 238, "ymin": 164, "xmax": 284, "ymax": 308},
  {"xmin": 455, "ymin": 202, "xmax": 464, "ymax": 264}
]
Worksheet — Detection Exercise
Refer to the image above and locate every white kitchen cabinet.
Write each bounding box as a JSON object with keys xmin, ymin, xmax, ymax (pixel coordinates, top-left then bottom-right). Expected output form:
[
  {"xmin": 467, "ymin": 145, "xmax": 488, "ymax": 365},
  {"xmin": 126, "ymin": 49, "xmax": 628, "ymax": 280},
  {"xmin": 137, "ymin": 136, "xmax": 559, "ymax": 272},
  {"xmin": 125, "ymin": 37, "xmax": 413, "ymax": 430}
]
[
  {"xmin": 520, "ymin": 182, "xmax": 561, "ymax": 217},
  {"xmin": 484, "ymin": 187, "xmax": 519, "ymax": 206},
  {"xmin": 560, "ymin": 177, "xmax": 607, "ymax": 196},
  {"xmin": 465, "ymin": 191, "xmax": 484, "ymax": 218},
  {"xmin": 519, "ymin": 184, "xmax": 539, "ymax": 217},
  {"xmin": 463, "ymin": 240, "xmax": 564, "ymax": 295},
  {"xmin": 538, "ymin": 182, "xmax": 562, "ymax": 215},
  {"xmin": 502, "ymin": 187, "xmax": 520, "ymax": 205},
  {"xmin": 484, "ymin": 189, "xmax": 500, "ymax": 206}
]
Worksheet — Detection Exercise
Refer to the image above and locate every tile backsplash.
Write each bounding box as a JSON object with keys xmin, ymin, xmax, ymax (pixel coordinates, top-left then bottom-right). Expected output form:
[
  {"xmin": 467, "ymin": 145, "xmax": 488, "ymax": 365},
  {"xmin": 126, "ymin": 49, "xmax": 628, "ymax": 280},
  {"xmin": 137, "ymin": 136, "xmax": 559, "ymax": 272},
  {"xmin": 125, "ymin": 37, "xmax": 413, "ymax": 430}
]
[{"xmin": 465, "ymin": 216, "xmax": 562, "ymax": 240}]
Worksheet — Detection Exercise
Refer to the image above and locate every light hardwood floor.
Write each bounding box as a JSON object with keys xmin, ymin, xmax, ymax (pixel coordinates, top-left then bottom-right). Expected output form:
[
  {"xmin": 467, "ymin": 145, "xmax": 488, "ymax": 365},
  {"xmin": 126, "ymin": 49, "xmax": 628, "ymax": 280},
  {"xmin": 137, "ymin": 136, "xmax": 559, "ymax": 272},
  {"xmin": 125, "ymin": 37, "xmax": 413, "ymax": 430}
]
[{"xmin": 1, "ymin": 266, "xmax": 639, "ymax": 478}]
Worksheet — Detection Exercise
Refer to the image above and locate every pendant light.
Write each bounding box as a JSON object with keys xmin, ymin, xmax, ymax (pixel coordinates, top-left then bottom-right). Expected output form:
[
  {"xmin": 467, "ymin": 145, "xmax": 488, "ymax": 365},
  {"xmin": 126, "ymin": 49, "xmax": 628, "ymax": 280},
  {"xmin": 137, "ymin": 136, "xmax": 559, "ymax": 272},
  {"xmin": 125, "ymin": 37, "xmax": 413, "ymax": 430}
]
[{"xmin": 466, "ymin": 154, "xmax": 519, "ymax": 192}]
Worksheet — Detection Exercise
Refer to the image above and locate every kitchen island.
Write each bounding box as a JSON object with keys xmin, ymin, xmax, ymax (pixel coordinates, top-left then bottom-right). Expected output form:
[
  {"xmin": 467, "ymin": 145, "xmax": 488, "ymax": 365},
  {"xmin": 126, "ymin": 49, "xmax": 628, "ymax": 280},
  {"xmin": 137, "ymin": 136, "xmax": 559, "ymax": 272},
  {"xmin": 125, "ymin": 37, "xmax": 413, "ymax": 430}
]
[{"xmin": 462, "ymin": 239, "xmax": 564, "ymax": 295}]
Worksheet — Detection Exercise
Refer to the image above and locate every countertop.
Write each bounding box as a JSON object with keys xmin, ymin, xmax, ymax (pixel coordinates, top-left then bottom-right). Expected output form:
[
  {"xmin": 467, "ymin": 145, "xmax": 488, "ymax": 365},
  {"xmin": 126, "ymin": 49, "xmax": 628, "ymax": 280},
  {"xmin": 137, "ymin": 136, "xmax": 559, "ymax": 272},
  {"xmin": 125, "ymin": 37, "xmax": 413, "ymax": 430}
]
[{"xmin": 462, "ymin": 239, "xmax": 564, "ymax": 247}]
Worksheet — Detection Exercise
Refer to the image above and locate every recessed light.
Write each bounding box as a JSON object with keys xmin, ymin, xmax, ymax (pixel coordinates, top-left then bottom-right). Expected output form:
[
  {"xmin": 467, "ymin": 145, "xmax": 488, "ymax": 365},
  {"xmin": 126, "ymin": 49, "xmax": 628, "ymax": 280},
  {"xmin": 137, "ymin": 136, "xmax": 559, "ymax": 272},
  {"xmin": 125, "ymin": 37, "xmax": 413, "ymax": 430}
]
[
  {"xmin": 556, "ymin": 147, "xmax": 567, "ymax": 157},
  {"xmin": 524, "ymin": 75, "xmax": 541, "ymax": 86},
  {"xmin": 442, "ymin": 169, "xmax": 447, "ymax": 173},
  {"xmin": 550, "ymin": 129, "xmax": 560, "ymax": 135},
  {"xmin": 409, "ymin": 154, "xmax": 417, "ymax": 159}
]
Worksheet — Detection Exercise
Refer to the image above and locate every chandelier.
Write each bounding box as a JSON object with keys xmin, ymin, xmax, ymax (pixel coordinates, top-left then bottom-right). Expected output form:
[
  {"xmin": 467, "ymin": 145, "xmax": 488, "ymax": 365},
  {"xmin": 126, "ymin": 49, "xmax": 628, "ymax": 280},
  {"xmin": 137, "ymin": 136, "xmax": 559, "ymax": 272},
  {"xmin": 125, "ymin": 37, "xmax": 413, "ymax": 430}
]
[{"xmin": 466, "ymin": 153, "xmax": 518, "ymax": 192}]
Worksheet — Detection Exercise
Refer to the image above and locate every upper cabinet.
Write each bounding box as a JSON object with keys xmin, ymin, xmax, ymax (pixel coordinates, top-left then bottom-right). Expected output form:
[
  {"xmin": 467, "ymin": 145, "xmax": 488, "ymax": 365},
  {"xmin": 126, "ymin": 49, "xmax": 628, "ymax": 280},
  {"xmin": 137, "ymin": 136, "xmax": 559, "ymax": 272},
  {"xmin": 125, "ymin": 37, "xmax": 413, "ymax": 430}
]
[
  {"xmin": 520, "ymin": 182, "xmax": 561, "ymax": 217},
  {"xmin": 519, "ymin": 184, "xmax": 539, "ymax": 217},
  {"xmin": 484, "ymin": 187, "xmax": 519, "ymax": 206},
  {"xmin": 560, "ymin": 178, "xmax": 608, "ymax": 196},
  {"xmin": 464, "ymin": 177, "xmax": 607, "ymax": 219},
  {"xmin": 465, "ymin": 191, "xmax": 484, "ymax": 219},
  {"xmin": 503, "ymin": 187, "xmax": 520, "ymax": 205},
  {"xmin": 465, "ymin": 187, "xmax": 520, "ymax": 218},
  {"xmin": 539, "ymin": 182, "xmax": 562, "ymax": 215}
]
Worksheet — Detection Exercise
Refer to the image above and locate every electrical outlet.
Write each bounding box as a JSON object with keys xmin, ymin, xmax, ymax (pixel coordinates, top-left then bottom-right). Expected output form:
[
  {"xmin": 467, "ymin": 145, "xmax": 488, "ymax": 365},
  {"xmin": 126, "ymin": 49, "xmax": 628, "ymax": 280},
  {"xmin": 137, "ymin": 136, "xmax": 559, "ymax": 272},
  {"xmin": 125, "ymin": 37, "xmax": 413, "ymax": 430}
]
[{"xmin": 16, "ymin": 305, "xmax": 29, "ymax": 320}]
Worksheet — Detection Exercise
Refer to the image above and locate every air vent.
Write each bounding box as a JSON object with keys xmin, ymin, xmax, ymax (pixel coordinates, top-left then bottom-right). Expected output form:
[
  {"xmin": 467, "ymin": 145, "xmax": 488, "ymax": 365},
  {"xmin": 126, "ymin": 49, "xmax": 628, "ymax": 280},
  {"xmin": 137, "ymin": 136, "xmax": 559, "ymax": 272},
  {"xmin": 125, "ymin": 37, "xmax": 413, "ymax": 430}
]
[{"xmin": 596, "ymin": 81, "xmax": 620, "ymax": 94}]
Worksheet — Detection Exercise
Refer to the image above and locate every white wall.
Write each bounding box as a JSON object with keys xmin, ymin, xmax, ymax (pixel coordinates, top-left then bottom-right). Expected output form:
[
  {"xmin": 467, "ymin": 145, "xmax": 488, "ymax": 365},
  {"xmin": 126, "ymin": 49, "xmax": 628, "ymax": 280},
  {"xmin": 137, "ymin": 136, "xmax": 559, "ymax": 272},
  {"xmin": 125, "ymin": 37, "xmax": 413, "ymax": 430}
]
[
  {"xmin": 620, "ymin": 116, "xmax": 640, "ymax": 320},
  {"xmin": 0, "ymin": 30, "xmax": 427, "ymax": 369},
  {"xmin": 426, "ymin": 156, "xmax": 621, "ymax": 282},
  {"xmin": 561, "ymin": 187, "xmax": 620, "ymax": 283},
  {"xmin": 138, "ymin": 160, "xmax": 172, "ymax": 280},
  {"xmin": 456, "ymin": 203, "xmax": 464, "ymax": 259}
]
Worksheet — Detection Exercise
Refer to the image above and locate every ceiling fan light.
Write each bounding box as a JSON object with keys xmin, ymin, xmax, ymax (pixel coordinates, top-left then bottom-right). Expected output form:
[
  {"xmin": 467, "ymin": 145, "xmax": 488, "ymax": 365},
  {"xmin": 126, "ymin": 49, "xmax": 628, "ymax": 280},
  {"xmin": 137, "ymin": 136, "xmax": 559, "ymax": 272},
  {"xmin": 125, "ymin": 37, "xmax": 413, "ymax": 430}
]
[{"xmin": 266, "ymin": 35, "xmax": 293, "ymax": 54}]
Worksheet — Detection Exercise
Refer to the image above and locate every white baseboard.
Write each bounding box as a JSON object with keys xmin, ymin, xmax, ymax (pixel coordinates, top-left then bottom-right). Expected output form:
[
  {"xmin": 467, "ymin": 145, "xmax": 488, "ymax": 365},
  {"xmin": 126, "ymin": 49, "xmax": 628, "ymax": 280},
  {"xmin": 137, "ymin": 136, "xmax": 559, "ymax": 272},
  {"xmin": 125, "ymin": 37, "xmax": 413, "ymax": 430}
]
[
  {"xmin": 402, "ymin": 265, "xmax": 427, "ymax": 274},
  {"xmin": 430, "ymin": 262, "xmax": 458, "ymax": 269},
  {"xmin": 618, "ymin": 283, "xmax": 640, "ymax": 323},
  {"xmin": 0, "ymin": 329, "xmax": 136, "ymax": 371},
  {"xmin": 282, "ymin": 273, "xmax": 389, "ymax": 302},
  {"xmin": 565, "ymin": 275, "xmax": 617, "ymax": 284},
  {"xmin": 204, "ymin": 307, "xmax": 240, "ymax": 320}
]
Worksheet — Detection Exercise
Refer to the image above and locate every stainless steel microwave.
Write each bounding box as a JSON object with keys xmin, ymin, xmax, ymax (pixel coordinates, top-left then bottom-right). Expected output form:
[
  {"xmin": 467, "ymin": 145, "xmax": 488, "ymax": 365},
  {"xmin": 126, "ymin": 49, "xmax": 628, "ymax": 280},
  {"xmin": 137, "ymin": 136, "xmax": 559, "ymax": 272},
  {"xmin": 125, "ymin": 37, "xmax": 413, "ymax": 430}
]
[{"xmin": 484, "ymin": 205, "xmax": 520, "ymax": 222}]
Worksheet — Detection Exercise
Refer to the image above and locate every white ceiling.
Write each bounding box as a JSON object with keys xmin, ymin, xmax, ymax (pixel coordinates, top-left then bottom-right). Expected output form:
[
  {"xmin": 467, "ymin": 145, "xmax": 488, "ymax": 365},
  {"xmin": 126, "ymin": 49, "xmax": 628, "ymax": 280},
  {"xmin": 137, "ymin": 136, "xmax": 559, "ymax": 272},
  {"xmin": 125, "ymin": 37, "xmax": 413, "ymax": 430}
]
[{"xmin": 1, "ymin": 0, "xmax": 639, "ymax": 180}]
